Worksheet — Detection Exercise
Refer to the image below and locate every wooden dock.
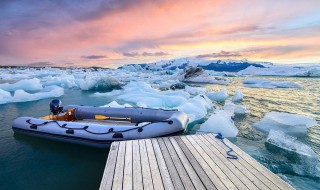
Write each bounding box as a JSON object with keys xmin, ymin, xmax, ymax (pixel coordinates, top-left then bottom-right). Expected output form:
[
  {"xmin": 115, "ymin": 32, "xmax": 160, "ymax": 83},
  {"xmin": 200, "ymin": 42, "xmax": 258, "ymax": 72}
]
[{"xmin": 99, "ymin": 134, "xmax": 294, "ymax": 190}]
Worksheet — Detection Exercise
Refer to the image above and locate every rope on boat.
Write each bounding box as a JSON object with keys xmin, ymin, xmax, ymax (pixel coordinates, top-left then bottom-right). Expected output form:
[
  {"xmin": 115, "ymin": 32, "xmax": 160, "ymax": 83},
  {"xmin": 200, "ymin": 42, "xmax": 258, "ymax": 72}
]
[
  {"xmin": 215, "ymin": 133, "xmax": 238, "ymax": 159},
  {"xmin": 25, "ymin": 119, "xmax": 172, "ymax": 135}
]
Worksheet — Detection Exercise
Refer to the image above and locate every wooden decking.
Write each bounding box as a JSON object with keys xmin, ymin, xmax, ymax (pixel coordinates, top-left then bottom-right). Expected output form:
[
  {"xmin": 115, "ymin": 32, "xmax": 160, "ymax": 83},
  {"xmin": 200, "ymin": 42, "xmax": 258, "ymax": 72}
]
[{"xmin": 99, "ymin": 134, "xmax": 294, "ymax": 190}]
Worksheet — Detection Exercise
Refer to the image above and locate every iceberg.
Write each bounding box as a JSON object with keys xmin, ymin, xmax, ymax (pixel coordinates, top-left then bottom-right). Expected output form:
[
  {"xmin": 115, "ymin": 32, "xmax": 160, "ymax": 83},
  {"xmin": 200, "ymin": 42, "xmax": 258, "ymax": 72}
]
[
  {"xmin": 0, "ymin": 85, "xmax": 64, "ymax": 104},
  {"xmin": 80, "ymin": 76, "xmax": 123, "ymax": 90},
  {"xmin": 184, "ymin": 86, "xmax": 207, "ymax": 96},
  {"xmin": 207, "ymin": 89, "xmax": 228, "ymax": 102},
  {"xmin": 177, "ymin": 94, "xmax": 213, "ymax": 122},
  {"xmin": 0, "ymin": 78, "xmax": 43, "ymax": 92},
  {"xmin": 177, "ymin": 67, "xmax": 229, "ymax": 85},
  {"xmin": 266, "ymin": 130, "xmax": 320, "ymax": 177},
  {"xmin": 232, "ymin": 89, "xmax": 243, "ymax": 102},
  {"xmin": 238, "ymin": 65, "xmax": 320, "ymax": 77},
  {"xmin": 42, "ymin": 75, "xmax": 78, "ymax": 88},
  {"xmin": 198, "ymin": 110, "xmax": 238, "ymax": 137},
  {"xmin": 101, "ymin": 101, "xmax": 132, "ymax": 108},
  {"xmin": 223, "ymin": 101, "xmax": 249, "ymax": 117},
  {"xmin": 243, "ymin": 78, "xmax": 301, "ymax": 88},
  {"xmin": 253, "ymin": 112, "xmax": 317, "ymax": 135}
]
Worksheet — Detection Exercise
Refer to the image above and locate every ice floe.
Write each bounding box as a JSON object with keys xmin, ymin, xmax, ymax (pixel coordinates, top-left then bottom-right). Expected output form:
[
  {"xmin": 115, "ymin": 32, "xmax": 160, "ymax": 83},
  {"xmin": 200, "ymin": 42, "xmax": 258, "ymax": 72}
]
[
  {"xmin": 238, "ymin": 65, "xmax": 320, "ymax": 77},
  {"xmin": 0, "ymin": 85, "xmax": 64, "ymax": 104},
  {"xmin": 253, "ymin": 112, "xmax": 317, "ymax": 135},
  {"xmin": 101, "ymin": 101, "xmax": 132, "ymax": 108},
  {"xmin": 0, "ymin": 78, "xmax": 43, "ymax": 92},
  {"xmin": 207, "ymin": 89, "xmax": 228, "ymax": 102},
  {"xmin": 199, "ymin": 109, "xmax": 238, "ymax": 137},
  {"xmin": 79, "ymin": 76, "xmax": 123, "ymax": 90},
  {"xmin": 177, "ymin": 67, "xmax": 229, "ymax": 84},
  {"xmin": 243, "ymin": 78, "xmax": 301, "ymax": 88},
  {"xmin": 184, "ymin": 86, "xmax": 207, "ymax": 96},
  {"xmin": 223, "ymin": 101, "xmax": 249, "ymax": 117},
  {"xmin": 266, "ymin": 130, "xmax": 320, "ymax": 177},
  {"xmin": 232, "ymin": 89, "xmax": 243, "ymax": 102}
]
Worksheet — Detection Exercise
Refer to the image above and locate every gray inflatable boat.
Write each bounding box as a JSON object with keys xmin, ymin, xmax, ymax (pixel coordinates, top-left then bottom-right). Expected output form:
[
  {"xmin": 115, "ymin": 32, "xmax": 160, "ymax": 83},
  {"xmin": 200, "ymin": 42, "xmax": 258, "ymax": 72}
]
[{"xmin": 12, "ymin": 105, "xmax": 189, "ymax": 148}]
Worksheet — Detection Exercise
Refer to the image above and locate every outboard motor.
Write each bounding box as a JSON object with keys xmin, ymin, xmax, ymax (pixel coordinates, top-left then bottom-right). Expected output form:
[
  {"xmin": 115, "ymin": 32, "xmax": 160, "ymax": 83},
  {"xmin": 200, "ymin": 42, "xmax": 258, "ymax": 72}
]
[{"xmin": 50, "ymin": 99, "xmax": 63, "ymax": 115}]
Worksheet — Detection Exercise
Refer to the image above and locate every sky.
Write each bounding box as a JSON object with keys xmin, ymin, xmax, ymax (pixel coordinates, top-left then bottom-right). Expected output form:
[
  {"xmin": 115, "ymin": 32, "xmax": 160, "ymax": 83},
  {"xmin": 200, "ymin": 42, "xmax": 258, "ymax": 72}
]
[{"xmin": 0, "ymin": 0, "xmax": 320, "ymax": 67}]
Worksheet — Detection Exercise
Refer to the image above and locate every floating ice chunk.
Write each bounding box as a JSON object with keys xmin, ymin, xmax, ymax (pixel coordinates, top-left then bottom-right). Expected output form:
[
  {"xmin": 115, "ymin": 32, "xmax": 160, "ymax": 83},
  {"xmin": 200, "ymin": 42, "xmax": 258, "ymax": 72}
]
[
  {"xmin": 199, "ymin": 110, "xmax": 238, "ymax": 137},
  {"xmin": 80, "ymin": 76, "xmax": 123, "ymax": 90},
  {"xmin": 0, "ymin": 89, "xmax": 12, "ymax": 104},
  {"xmin": 243, "ymin": 78, "xmax": 301, "ymax": 88},
  {"xmin": 93, "ymin": 90, "xmax": 123, "ymax": 97},
  {"xmin": 12, "ymin": 86, "xmax": 64, "ymax": 103},
  {"xmin": 0, "ymin": 85, "xmax": 64, "ymax": 104},
  {"xmin": 184, "ymin": 86, "xmax": 207, "ymax": 96},
  {"xmin": 207, "ymin": 89, "xmax": 228, "ymax": 102},
  {"xmin": 43, "ymin": 76, "xmax": 78, "ymax": 88},
  {"xmin": 232, "ymin": 89, "xmax": 243, "ymax": 102},
  {"xmin": 253, "ymin": 112, "xmax": 317, "ymax": 135},
  {"xmin": 101, "ymin": 101, "xmax": 132, "ymax": 108},
  {"xmin": 223, "ymin": 101, "xmax": 249, "ymax": 117},
  {"xmin": 178, "ymin": 67, "xmax": 229, "ymax": 84},
  {"xmin": 120, "ymin": 64, "xmax": 143, "ymax": 72},
  {"xmin": 266, "ymin": 130, "xmax": 317, "ymax": 158},
  {"xmin": 177, "ymin": 95, "xmax": 213, "ymax": 122},
  {"xmin": 117, "ymin": 81, "xmax": 188, "ymax": 108},
  {"xmin": 266, "ymin": 130, "xmax": 320, "ymax": 177},
  {"xmin": 0, "ymin": 78, "xmax": 43, "ymax": 92}
]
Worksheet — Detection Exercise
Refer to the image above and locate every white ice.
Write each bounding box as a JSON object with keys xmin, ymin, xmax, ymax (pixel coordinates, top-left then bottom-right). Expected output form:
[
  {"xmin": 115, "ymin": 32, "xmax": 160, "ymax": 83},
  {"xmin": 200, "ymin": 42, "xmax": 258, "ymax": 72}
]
[
  {"xmin": 79, "ymin": 75, "xmax": 123, "ymax": 90},
  {"xmin": 238, "ymin": 65, "xmax": 320, "ymax": 77},
  {"xmin": 0, "ymin": 85, "xmax": 64, "ymax": 104},
  {"xmin": 184, "ymin": 86, "xmax": 207, "ymax": 95},
  {"xmin": 177, "ymin": 94, "xmax": 213, "ymax": 122},
  {"xmin": 267, "ymin": 130, "xmax": 318, "ymax": 158},
  {"xmin": 223, "ymin": 101, "xmax": 249, "ymax": 117},
  {"xmin": 199, "ymin": 109, "xmax": 238, "ymax": 137},
  {"xmin": 207, "ymin": 89, "xmax": 228, "ymax": 102},
  {"xmin": 0, "ymin": 78, "xmax": 43, "ymax": 92},
  {"xmin": 232, "ymin": 89, "xmax": 243, "ymax": 102},
  {"xmin": 243, "ymin": 78, "xmax": 301, "ymax": 88},
  {"xmin": 101, "ymin": 101, "xmax": 132, "ymax": 108},
  {"xmin": 253, "ymin": 112, "xmax": 317, "ymax": 135}
]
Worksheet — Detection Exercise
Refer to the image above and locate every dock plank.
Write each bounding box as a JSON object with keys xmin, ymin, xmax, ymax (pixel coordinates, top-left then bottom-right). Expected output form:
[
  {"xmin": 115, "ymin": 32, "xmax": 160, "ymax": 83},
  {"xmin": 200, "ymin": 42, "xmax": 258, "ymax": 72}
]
[
  {"xmin": 112, "ymin": 141, "xmax": 126, "ymax": 190},
  {"xmin": 123, "ymin": 140, "xmax": 133, "ymax": 190},
  {"xmin": 132, "ymin": 140, "xmax": 143, "ymax": 190},
  {"xmin": 100, "ymin": 134, "xmax": 295, "ymax": 190},
  {"xmin": 99, "ymin": 141, "xmax": 119, "ymax": 190},
  {"xmin": 145, "ymin": 139, "xmax": 164, "ymax": 190},
  {"xmin": 139, "ymin": 139, "xmax": 154, "ymax": 190}
]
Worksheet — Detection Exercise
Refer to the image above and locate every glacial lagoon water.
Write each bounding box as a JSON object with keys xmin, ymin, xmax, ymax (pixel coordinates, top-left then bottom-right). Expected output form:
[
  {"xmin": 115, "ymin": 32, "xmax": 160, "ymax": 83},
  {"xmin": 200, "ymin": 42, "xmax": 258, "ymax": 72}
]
[{"xmin": 0, "ymin": 76, "xmax": 319, "ymax": 190}]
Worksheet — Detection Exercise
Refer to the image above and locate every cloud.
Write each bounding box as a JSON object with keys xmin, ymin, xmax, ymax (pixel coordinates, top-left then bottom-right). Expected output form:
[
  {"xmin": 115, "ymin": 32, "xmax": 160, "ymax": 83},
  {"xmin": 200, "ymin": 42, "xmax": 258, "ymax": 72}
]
[
  {"xmin": 26, "ymin": 61, "xmax": 53, "ymax": 67},
  {"xmin": 123, "ymin": 51, "xmax": 170, "ymax": 57},
  {"xmin": 196, "ymin": 51, "xmax": 241, "ymax": 59},
  {"xmin": 81, "ymin": 55, "xmax": 107, "ymax": 59}
]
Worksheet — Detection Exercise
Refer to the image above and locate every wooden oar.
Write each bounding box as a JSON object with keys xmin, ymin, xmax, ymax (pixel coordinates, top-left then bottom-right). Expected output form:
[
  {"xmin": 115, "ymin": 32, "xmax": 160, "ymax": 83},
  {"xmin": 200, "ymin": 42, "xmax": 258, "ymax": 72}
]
[{"xmin": 95, "ymin": 115, "xmax": 131, "ymax": 121}]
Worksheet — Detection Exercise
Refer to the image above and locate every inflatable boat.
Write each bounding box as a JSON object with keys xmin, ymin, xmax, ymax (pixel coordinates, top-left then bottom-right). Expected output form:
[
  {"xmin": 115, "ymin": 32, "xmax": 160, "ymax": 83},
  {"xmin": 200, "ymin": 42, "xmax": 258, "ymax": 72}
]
[{"xmin": 12, "ymin": 105, "xmax": 189, "ymax": 148}]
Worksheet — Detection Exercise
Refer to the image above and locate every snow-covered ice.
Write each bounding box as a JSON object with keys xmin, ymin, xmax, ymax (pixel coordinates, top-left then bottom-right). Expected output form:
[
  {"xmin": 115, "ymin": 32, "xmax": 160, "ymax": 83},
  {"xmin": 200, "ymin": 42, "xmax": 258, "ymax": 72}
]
[
  {"xmin": 243, "ymin": 78, "xmax": 301, "ymax": 88},
  {"xmin": 207, "ymin": 89, "xmax": 228, "ymax": 102},
  {"xmin": 253, "ymin": 112, "xmax": 317, "ymax": 135},
  {"xmin": 199, "ymin": 109, "xmax": 238, "ymax": 137},
  {"xmin": 79, "ymin": 76, "xmax": 123, "ymax": 90},
  {"xmin": 232, "ymin": 89, "xmax": 243, "ymax": 102},
  {"xmin": 177, "ymin": 67, "xmax": 229, "ymax": 84}
]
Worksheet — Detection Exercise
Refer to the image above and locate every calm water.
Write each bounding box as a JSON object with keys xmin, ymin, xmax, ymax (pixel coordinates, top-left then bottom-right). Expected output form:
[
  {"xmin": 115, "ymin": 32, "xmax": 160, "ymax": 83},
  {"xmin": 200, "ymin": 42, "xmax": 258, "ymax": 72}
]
[{"xmin": 0, "ymin": 76, "xmax": 319, "ymax": 190}]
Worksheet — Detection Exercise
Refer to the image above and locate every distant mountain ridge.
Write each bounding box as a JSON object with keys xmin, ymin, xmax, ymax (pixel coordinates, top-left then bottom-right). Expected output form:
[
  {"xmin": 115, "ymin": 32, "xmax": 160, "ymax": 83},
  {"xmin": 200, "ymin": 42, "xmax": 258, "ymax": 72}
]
[{"xmin": 118, "ymin": 57, "xmax": 273, "ymax": 72}]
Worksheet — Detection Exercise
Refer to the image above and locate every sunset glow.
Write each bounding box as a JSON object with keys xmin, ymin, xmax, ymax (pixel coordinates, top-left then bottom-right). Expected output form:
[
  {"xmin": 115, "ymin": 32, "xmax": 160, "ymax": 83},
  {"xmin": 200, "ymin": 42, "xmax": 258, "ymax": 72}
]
[{"xmin": 1, "ymin": 0, "xmax": 320, "ymax": 67}]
